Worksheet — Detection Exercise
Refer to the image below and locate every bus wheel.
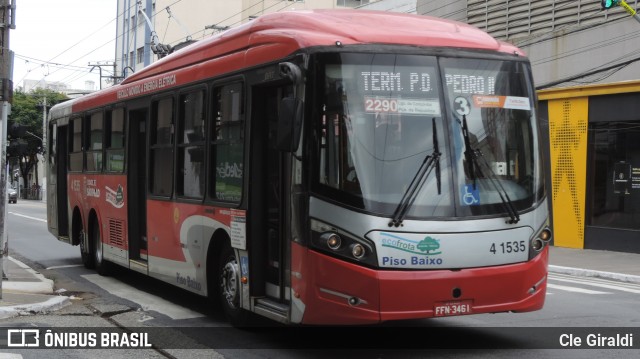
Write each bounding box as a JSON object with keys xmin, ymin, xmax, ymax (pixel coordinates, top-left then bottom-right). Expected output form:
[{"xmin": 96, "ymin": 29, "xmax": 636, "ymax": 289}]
[
  {"xmin": 92, "ymin": 217, "xmax": 110, "ymax": 276},
  {"xmin": 79, "ymin": 228, "xmax": 95, "ymax": 269},
  {"xmin": 218, "ymin": 244, "xmax": 251, "ymax": 326}
]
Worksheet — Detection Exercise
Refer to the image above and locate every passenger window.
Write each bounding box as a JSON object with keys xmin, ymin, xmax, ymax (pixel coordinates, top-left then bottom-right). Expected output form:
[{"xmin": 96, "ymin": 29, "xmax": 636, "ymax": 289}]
[
  {"xmin": 177, "ymin": 90, "xmax": 206, "ymax": 198},
  {"xmin": 211, "ymin": 83, "xmax": 244, "ymax": 202},
  {"xmin": 150, "ymin": 97, "xmax": 175, "ymax": 196}
]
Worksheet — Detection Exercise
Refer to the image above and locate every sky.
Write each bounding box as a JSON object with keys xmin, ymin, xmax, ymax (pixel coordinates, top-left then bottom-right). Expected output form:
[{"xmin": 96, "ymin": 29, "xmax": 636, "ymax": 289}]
[{"xmin": 10, "ymin": 0, "xmax": 117, "ymax": 92}]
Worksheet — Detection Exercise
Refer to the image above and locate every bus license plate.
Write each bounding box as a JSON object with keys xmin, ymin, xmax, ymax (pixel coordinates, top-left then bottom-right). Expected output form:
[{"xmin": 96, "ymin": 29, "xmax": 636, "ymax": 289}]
[{"xmin": 434, "ymin": 300, "xmax": 473, "ymax": 317}]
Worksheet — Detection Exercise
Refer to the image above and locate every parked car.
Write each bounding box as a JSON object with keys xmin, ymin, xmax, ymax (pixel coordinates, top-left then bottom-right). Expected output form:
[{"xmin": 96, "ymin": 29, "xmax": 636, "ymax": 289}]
[{"xmin": 7, "ymin": 185, "xmax": 17, "ymax": 204}]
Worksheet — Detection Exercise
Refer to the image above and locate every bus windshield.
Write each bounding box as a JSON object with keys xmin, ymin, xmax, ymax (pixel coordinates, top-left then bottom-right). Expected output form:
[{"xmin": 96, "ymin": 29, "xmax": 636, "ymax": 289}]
[{"xmin": 315, "ymin": 52, "xmax": 543, "ymax": 219}]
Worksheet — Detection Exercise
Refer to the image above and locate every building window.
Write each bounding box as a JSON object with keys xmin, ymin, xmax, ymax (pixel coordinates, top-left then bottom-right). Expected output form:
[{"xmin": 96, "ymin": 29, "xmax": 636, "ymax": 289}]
[
  {"xmin": 129, "ymin": 51, "xmax": 134, "ymax": 67},
  {"xmin": 150, "ymin": 97, "xmax": 174, "ymax": 197},
  {"xmin": 177, "ymin": 90, "xmax": 206, "ymax": 198},
  {"xmin": 137, "ymin": 47, "xmax": 144, "ymax": 64},
  {"xmin": 588, "ymin": 121, "xmax": 640, "ymax": 230},
  {"xmin": 211, "ymin": 82, "xmax": 244, "ymax": 202},
  {"xmin": 336, "ymin": 0, "xmax": 367, "ymax": 7}
]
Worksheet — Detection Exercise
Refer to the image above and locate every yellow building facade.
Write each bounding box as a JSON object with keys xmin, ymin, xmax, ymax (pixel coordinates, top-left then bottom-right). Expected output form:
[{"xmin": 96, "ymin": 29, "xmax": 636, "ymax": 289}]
[{"xmin": 538, "ymin": 81, "xmax": 640, "ymax": 253}]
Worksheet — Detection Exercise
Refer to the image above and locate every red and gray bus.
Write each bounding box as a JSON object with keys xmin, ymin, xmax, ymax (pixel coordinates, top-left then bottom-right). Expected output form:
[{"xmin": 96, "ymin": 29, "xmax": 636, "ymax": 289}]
[{"xmin": 46, "ymin": 9, "xmax": 552, "ymax": 325}]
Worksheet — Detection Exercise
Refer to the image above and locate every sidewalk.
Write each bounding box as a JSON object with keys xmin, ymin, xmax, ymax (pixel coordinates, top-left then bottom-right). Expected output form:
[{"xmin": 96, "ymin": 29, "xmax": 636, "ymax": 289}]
[
  {"xmin": 0, "ymin": 245, "xmax": 639, "ymax": 318},
  {"xmin": 548, "ymin": 245, "xmax": 640, "ymax": 283},
  {"xmin": 0, "ymin": 256, "xmax": 70, "ymax": 319}
]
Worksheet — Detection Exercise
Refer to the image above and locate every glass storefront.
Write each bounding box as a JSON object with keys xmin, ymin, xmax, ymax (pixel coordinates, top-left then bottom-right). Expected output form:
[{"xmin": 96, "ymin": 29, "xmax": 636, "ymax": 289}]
[
  {"xmin": 540, "ymin": 85, "xmax": 640, "ymax": 253},
  {"xmin": 588, "ymin": 121, "xmax": 640, "ymax": 230}
]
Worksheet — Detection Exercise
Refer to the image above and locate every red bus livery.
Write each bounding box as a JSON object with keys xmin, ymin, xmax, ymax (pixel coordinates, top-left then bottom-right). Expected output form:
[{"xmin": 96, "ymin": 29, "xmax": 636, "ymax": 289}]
[{"xmin": 46, "ymin": 9, "xmax": 551, "ymax": 325}]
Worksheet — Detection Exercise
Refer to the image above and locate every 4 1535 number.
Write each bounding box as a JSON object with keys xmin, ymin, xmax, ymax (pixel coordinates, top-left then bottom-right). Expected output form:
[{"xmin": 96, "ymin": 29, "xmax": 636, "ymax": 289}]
[{"xmin": 489, "ymin": 240, "xmax": 525, "ymax": 254}]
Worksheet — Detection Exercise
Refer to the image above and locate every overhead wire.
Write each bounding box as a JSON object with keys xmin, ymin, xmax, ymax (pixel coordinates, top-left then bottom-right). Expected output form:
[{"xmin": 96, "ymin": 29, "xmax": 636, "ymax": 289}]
[{"xmin": 16, "ymin": 1, "xmax": 142, "ymax": 89}]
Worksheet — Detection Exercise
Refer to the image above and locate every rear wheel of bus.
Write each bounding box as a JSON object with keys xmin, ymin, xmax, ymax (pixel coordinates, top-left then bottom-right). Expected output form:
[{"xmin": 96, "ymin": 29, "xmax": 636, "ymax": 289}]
[
  {"xmin": 90, "ymin": 215, "xmax": 110, "ymax": 276},
  {"xmin": 76, "ymin": 211, "xmax": 94, "ymax": 269},
  {"xmin": 79, "ymin": 229, "xmax": 94, "ymax": 269}
]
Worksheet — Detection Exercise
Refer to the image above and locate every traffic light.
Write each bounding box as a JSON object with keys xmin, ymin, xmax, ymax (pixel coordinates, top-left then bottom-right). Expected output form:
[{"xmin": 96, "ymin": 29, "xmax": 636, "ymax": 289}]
[{"xmin": 602, "ymin": 0, "xmax": 620, "ymax": 9}]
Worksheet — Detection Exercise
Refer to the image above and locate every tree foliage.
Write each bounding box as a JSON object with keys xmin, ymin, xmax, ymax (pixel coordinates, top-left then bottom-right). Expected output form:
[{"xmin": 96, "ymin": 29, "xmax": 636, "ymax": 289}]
[{"xmin": 8, "ymin": 88, "xmax": 69, "ymax": 188}]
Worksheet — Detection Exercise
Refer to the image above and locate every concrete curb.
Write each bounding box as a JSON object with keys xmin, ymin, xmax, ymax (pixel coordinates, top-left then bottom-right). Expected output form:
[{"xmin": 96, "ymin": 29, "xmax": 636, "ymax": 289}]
[
  {"xmin": 0, "ymin": 296, "xmax": 70, "ymax": 319},
  {"xmin": 2, "ymin": 281, "xmax": 54, "ymax": 294},
  {"xmin": 549, "ymin": 264, "xmax": 640, "ymax": 284}
]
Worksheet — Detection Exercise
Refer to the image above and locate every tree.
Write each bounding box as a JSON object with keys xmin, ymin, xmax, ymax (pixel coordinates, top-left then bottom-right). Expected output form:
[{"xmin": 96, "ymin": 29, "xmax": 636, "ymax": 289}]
[{"xmin": 8, "ymin": 88, "xmax": 68, "ymax": 193}]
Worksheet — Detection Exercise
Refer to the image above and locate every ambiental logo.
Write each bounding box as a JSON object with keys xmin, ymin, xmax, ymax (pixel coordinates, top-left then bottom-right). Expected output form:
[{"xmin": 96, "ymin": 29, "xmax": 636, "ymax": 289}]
[
  {"xmin": 380, "ymin": 232, "xmax": 442, "ymax": 255},
  {"xmin": 105, "ymin": 185, "xmax": 125, "ymax": 208}
]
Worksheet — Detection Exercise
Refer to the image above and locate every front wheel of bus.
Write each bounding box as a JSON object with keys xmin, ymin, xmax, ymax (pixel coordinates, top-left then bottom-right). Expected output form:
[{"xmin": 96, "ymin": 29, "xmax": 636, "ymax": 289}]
[{"xmin": 219, "ymin": 245, "xmax": 251, "ymax": 326}]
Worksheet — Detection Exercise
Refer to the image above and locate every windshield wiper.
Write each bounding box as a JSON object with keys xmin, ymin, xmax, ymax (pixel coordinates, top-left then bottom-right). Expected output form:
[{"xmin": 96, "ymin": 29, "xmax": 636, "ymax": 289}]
[
  {"xmin": 458, "ymin": 115, "xmax": 520, "ymax": 224},
  {"xmin": 389, "ymin": 118, "xmax": 441, "ymax": 227}
]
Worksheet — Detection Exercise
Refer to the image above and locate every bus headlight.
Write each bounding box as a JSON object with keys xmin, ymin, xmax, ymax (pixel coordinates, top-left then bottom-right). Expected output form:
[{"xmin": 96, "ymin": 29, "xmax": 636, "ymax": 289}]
[
  {"xmin": 351, "ymin": 243, "xmax": 365, "ymax": 259},
  {"xmin": 322, "ymin": 232, "xmax": 342, "ymax": 250},
  {"xmin": 528, "ymin": 225, "xmax": 553, "ymax": 259},
  {"xmin": 531, "ymin": 238, "xmax": 544, "ymax": 251},
  {"xmin": 311, "ymin": 220, "xmax": 378, "ymax": 267},
  {"xmin": 539, "ymin": 227, "xmax": 552, "ymax": 242}
]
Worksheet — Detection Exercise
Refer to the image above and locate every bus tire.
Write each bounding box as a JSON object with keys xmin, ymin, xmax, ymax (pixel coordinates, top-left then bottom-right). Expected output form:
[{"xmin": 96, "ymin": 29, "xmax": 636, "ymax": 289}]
[
  {"xmin": 74, "ymin": 210, "xmax": 94, "ymax": 269},
  {"xmin": 91, "ymin": 216, "xmax": 110, "ymax": 276},
  {"xmin": 218, "ymin": 244, "xmax": 251, "ymax": 326},
  {"xmin": 79, "ymin": 229, "xmax": 95, "ymax": 269}
]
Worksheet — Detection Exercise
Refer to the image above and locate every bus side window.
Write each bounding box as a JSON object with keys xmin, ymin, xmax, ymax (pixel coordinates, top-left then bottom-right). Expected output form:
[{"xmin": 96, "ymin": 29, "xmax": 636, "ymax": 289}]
[
  {"xmin": 68, "ymin": 117, "xmax": 83, "ymax": 172},
  {"xmin": 49, "ymin": 123, "xmax": 57, "ymax": 166},
  {"xmin": 211, "ymin": 82, "xmax": 244, "ymax": 203},
  {"xmin": 177, "ymin": 90, "xmax": 206, "ymax": 199},
  {"xmin": 105, "ymin": 108, "xmax": 126, "ymax": 172},
  {"xmin": 150, "ymin": 97, "xmax": 175, "ymax": 197},
  {"xmin": 86, "ymin": 111, "xmax": 104, "ymax": 172}
]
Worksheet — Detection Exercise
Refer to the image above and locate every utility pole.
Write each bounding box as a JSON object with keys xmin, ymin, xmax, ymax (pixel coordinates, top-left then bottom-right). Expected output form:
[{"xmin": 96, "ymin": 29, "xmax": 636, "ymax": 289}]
[
  {"xmin": 0, "ymin": 0, "xmax": 15, "ymax": 298},
  {"xmin": 40, "ymin": 95, "xmax": 46, "ymax": 201}
]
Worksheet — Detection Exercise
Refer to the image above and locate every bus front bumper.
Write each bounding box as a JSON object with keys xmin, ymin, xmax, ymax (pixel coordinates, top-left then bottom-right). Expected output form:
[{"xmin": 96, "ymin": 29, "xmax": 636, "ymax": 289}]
[{"xmin": 294, "ymin": 245, "xmax": 548, "ymax": 325}]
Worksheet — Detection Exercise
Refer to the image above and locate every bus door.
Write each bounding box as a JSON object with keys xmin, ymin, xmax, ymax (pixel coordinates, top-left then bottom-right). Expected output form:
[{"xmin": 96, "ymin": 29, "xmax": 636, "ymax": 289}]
[
  {"xmin": 249, "ymin": 84, "xmax": 294, "ymax": 307},
  {"xmin": 51, "ymin": 122, "xmax": 69, "ymax": 238},
  {"xmin": 127, "ymin": 108, "xmax": 148, "ymax": 269}
]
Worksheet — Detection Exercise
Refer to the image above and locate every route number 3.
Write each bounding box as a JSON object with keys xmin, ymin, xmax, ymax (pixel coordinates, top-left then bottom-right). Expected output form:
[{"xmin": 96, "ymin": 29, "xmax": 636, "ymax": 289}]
[{"xmin": 454, "ymin": 96, "xmax": 470, "ymax": 116}]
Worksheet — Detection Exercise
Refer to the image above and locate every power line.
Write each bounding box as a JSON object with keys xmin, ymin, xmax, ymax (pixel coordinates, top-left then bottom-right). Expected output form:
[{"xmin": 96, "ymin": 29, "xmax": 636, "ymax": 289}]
[
  {"xmin": 16, "ymin": 1, "xmax": 148, "ymax": 88},
  {"xmin": 536, "ymin": 54, "xmax": 640, "ymax": 90}
]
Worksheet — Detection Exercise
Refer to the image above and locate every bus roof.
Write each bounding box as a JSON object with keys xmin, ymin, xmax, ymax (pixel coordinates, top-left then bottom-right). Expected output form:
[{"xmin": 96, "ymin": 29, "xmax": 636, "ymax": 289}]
[
  {"xmin": 125, "ymin": 9, "xmax": 521, "ymax": 84},
  {"xmin": 50, "ymin": 9, "xmax": 523, "ymax": 117}
]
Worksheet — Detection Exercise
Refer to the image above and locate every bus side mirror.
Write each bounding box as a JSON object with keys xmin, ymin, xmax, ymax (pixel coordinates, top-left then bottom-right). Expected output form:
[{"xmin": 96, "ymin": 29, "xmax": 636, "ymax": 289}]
[{"xmin": 276, "ymin": 97, "xmax": 303, "ymax": 152}]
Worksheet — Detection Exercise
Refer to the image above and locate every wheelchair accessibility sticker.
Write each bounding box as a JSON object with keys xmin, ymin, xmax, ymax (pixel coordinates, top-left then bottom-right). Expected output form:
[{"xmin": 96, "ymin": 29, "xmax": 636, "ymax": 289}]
[{"xmin": 462, "ymin": 184, "xmax": 480, "ymax": 205}]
